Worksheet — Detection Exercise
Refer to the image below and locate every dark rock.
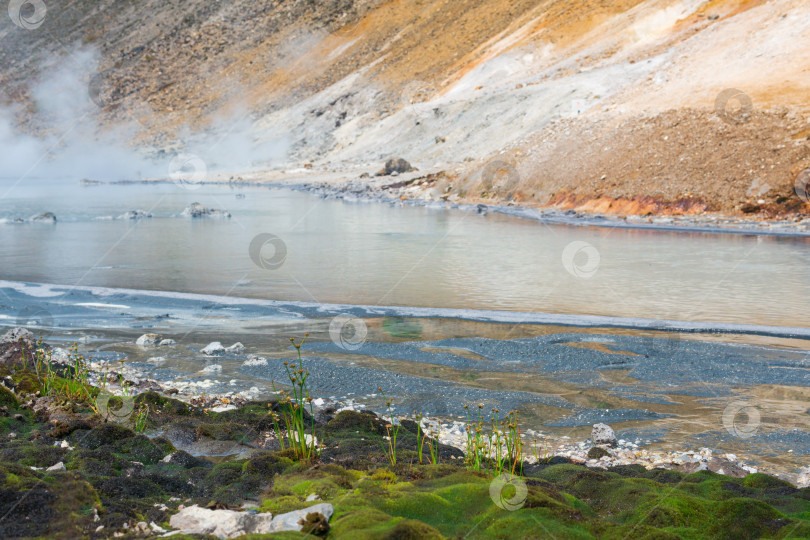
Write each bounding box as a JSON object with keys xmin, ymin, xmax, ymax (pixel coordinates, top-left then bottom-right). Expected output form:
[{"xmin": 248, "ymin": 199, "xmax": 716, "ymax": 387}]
[{"xmin": 377, "ymin": 158, "xmax": 415, "ymax": 176}]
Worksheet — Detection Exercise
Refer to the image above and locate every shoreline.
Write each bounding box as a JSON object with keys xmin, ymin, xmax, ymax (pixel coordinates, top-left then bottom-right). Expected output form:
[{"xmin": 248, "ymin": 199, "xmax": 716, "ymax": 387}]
[{"xmin": 101, "ymin": 174, "xmax": 810, "ymax": 238}]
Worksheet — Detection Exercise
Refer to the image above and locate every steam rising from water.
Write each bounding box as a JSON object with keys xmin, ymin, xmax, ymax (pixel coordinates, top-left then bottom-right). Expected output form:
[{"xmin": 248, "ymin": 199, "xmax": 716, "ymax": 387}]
[{"xmin": 0, "ymin": 47, "xmax": 289, "ymax": 182}]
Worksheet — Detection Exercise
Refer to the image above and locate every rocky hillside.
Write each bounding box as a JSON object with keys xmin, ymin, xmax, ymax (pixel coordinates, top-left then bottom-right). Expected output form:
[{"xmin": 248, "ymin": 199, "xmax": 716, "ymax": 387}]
[{"xmin": 2, "ymin": 0, "xmax": 809, "ymax": 216}]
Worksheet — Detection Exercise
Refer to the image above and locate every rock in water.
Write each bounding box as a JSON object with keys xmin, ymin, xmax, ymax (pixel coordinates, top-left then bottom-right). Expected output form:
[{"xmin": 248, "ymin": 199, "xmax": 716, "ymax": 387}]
[
  {"xmin": 29, "ymin": 212, "xmax": 57, "ymax": 223},
  {"xmin": 201, "ymin": 342, "xmax": 226, "ymax": 355},
  {"xmin": 116, "ymin": 210, "xmax": 152, "ymax": 220},
  {"xmin": 0, "ymin": 328, "xmax": 35, "ymax": 347},
  {"xmin": 181, "ymin": 202, "xmax": 231, "ymax": 218},
  {"xmin": 225, "ymin": 342, "xmax": 245, "ymax": 354},
  {"xmin": 591, "ymin": 423, "xmax": 617, "ymax": 446},
  {"xmin": 136, "ymin": 334, "xmax": 162, "ymax": 348}
]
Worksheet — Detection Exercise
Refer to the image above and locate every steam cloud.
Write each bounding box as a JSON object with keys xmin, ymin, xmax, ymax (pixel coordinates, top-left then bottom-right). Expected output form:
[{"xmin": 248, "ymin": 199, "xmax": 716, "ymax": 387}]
[{"xmin": 0, "ymin": 46, "xmax": 289, "ymax": 182}]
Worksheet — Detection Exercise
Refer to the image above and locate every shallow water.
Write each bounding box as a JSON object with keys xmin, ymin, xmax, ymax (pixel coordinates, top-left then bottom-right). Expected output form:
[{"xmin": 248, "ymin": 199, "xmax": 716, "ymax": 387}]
[
  {"xmin": 1, "ymin": 178, "xmax": 809, "ymax": 328},
  {"xmin": 2, "ymin": 178, "xmax": 810, "ymax": 479}
]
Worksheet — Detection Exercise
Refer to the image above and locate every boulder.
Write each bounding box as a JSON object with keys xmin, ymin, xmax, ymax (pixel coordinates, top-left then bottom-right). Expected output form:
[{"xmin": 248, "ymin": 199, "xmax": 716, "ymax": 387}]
[
  {"xmin": 29, "ymin": 212, "xmax": 56, "ymax": 223},
  {"xmin": 181, "ymin": 202, "xmax": 231, "ymax": 219},
  {"xmin": 0, "ymin": 327, "xmax": 35, "ymax": 347},
  {"xmin": 377, "ymin": 158, "xmax": 415, "ymax": 176},
  {"xmin": 136, "ymin": 334, "xmax": 162, "ymax": 348},
  {"xmin": 591, "ymin": 423, "xmax": 617, "ymax": 447}
]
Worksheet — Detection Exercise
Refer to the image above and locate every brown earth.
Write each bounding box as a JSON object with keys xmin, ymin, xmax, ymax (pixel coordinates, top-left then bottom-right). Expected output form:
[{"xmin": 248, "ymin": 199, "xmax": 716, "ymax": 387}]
[{"xmin": 1, "ymin": 0, "xmax": 809, "ymax": 219}]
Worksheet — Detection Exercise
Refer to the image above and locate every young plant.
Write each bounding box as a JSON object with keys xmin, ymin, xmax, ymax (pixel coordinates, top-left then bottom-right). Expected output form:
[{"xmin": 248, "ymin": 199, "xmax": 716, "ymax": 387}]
[
  {"xmin": 134, "ymin": 404, "xmax": 150, "ymax": 433},
  {"xmin": 270, "ymin": 334, "xmax": 317, "ymax": 460},
  {"xmin": 378, "ymin": 387, "xmax": 400, "ymax": 466}
]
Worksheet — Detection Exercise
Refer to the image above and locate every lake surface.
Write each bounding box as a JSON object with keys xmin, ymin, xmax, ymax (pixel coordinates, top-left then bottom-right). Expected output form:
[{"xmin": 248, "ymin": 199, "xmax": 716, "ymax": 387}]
[{"xmin": 0, "ymin": 178, "xmax": 809, "ymax": 328}]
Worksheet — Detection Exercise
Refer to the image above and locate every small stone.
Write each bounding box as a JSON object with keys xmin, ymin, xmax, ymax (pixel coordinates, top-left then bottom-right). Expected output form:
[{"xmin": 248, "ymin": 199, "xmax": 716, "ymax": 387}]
[
  {"xmin": 159, "ymin": 339, "xmax": 176, "ymax": 347},
  {"xmin": 306, "ymin": 493, "xmax": 320, "ymax": 501},
  {"xmin": 46, "ymin": 462, "xmax": 65, "ymax": 471},
  {"xmin": 13, "ymin": 414, "xmax": 23, "ymax": 420},
  {"xmin": 8, "ymin": 432, "xmax": 16, "ymax": 439}
]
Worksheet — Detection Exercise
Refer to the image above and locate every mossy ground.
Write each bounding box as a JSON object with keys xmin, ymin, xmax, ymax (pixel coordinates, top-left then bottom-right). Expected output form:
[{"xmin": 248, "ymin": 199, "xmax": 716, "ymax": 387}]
[{"xmin": 0, "ymin": 355, "xmax": 808, "ymax": 538}]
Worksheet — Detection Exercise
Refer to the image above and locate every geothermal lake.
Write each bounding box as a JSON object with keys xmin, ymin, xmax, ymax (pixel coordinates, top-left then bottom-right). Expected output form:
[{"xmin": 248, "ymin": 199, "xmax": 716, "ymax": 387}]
[
  {"xmin": 1, "ymin": 178, "xmax": 809, "ymax": 327},
  {"xmin": 1, "ymin": 178, "xmax": 809, "ymax": 477}
]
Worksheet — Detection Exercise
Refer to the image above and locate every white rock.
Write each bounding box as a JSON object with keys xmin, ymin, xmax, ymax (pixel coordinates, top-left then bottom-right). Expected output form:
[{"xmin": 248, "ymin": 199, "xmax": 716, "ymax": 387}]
[
  {"xmin": 136, "ymin": 334, "xmax": 162, "ymax": 348},
  {"xmin": 167, "ymin": 503, "xmax": 333, "ymax": 537},
  {"xmin": 46, "ymin": 462, "xmax": 65, "ymax": 471},
  {"xmin": 148, "ymin": 357, "xmax": 167, "ymax": 365},
  {"xmin": 243, "ymin": 356, "xmax": 268, "ymax": 367},
  {"xmin": 201, "ymin": 342, "xmax": 226, "ymax": 355},
  {"xmin": 225, "ymin": 342, "xmax": 245, "ymax": 354},
  {"xmin": 306, "ymin": 493, "xmax": 320, "ymax": 501},
  {"xmin": 0, "ymin": 327, "xmax": 35, "ymax": 346},
  {"xmin": 159, "ymin": 339, "xmax": 177, "ymax": 347},
  {"xmin": 202, "ymin": 364, "xmax": 222, "ymax": 374}
]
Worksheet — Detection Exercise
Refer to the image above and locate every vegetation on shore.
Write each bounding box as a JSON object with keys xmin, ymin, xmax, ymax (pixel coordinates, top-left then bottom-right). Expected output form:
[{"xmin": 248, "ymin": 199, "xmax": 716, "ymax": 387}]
[{"xmin": 0, "ymin": 337, "xmax": 809, "ymax": 539}]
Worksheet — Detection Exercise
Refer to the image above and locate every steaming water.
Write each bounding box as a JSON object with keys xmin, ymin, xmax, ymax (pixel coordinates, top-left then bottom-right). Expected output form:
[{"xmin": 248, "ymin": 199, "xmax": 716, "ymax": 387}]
[{"xmin": 1, "ymin": 178, "xmax": 809, "ymax": 328}]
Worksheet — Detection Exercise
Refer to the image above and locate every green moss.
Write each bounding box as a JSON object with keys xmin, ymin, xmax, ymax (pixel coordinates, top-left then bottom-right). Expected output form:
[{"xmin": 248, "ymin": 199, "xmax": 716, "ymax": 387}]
[
  {"xmin": 0, "ymin": 385, "xmax": 18, "ymax": 407},
  {"xmin": 743, "ymin": 473, "xmax": 795, "ymax": 490},
  {"xmin": 708, "ymin": 498, "xmax": 787, "ymax": 539},
  {"xmin": 587, "ymin": 446, "xmax": 610, "ymax": 460}
]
